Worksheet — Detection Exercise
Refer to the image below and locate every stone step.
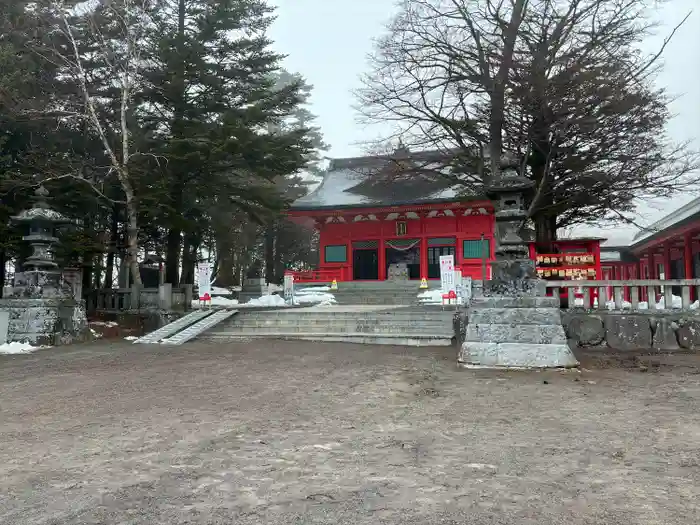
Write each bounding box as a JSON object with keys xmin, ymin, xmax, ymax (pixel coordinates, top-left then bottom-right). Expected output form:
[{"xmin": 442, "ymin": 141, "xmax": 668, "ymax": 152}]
[
  {"xmin": 227, "ymin": 317, "xmax": 453, "ymax": 326},
  {"xmin": 202, "ymin": 331, "xmax": 453, "ymax": 347},
  {"xmin": 458, "ymin": 342, "xmax": 578, "ymax": 368},
  {"xmin": 211, "ymin": 324, "xmax": 451, "ymax": 335},
  {"xmin": 471, "ymin": 296, "xmax": 559, "ymax": 309},
  {"xmin": 464, "ymin": 323, "xmax": 567, "ymax": 344},
  {"xmin": 467, "ymin": 308, "xmax": 561, "ymax": 325},
  {"xmin": 233, "ymin": 312, "xmax": 454, "ymax": 321}
]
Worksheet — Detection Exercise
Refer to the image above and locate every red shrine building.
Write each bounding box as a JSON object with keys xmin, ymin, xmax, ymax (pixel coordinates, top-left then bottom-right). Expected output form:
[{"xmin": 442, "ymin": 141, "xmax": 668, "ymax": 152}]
[
  {"xmin": 601, "ymin": 197, "xmax": 700, "ymax": 283},
  {"xmin": 287, "ymin": 148, "xmax": 603, "ymax": 285},
  {"xmin": 287, "ymin": 149, "xmax": 496, "ymax": 283}
]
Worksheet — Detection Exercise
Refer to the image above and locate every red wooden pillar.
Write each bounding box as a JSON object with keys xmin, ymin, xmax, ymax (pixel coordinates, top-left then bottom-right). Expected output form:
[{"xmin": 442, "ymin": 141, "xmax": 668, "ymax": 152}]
[
  {"xmin": 378, "ymin": 238, "xmax": 386, "ymax": 281},
  {"xmin": 662, "ymin": 241, "xmax": 672, "ymax": 280},
  {"xmin": 419, "ymin": 236, "xmax": 428, "ymax": 280},
  {"xmin": 684, "ymin": 232, "xmax": 694, "ymax": 300}
]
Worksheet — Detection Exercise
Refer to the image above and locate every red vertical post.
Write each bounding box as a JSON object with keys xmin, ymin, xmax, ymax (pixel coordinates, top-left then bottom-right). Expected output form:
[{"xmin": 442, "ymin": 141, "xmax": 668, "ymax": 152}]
[
  {"xmin": 420, "ymin": 236, "xmax": 428, "ymax": 280},
  {"xmin": 662, "ymin": 241, "xmax": 672, "ymax": 280},
  {"xmin": 378, "ymin": 238, "xmax": 386, "ymax": 281},
  {"xmin": 684, "ymin": 231, "xmax": 693, "ymax": 300}
]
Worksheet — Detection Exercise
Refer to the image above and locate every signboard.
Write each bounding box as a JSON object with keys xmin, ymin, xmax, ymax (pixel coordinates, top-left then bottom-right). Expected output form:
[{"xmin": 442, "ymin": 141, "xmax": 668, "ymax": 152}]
[
  {"xmin": 283, "ymin": 273, "xmax": 295, "ymax": 304},
  {"xmin": 439, "ymin": 254, "xmax": 455, "ymax": 294},
  {"xmin": 396, "ymin": 221, "xmax": 407, "ymax": 236},
  {"xmin": 196, "ymin": 262, "xmax": 212, "ymax": 301},
  {"xmin": 457, "ymin": 276, "xmax": 472, "ymax": 304}
]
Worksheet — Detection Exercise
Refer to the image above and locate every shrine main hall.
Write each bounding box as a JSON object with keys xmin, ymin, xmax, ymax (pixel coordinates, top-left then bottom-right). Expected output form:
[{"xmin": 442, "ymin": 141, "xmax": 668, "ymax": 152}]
[{"xmin": 287, "ymin": 148, "xmax": 496, "ymax": 283}]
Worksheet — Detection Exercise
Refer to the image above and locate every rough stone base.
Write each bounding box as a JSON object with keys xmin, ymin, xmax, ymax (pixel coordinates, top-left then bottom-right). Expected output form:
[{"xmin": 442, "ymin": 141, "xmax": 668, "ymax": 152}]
[
  {"xmin": 459, "ymin": 342, "xmax": 578, "ymax": 368},
  {"xmin": 459, "ymin": 287, "xmax": 579, "ymax": 368},
  {"xmin": 0, "ymin": 298, "xmax": 90, "ymax": 346}
]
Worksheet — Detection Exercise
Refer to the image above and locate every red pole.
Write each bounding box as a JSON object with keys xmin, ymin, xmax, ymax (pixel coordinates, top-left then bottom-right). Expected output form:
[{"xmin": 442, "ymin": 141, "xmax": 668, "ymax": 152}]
[{"xmin": 684, "ymin": 232, "xmax": 694, "ymax": 300}]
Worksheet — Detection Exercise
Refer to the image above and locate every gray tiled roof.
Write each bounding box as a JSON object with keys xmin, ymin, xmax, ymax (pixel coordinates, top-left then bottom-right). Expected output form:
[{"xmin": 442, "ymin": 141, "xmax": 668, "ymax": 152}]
[{"xmin": 291, "ymin": 151, "xmax": 482, "ymax": 210}]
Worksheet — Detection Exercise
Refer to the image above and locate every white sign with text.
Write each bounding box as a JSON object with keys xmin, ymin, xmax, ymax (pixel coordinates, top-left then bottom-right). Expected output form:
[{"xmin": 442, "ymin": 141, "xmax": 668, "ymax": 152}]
[
  {"xmin": 439, "ymin": 254, "xmax": 455, "ymax": 294},
  {"xmin": 197, "ymin": 262, "xmax": 212, "ymax": 300}
]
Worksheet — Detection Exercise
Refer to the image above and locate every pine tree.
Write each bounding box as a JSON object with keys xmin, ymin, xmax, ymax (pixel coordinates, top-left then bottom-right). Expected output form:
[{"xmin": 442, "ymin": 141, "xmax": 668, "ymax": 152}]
[{"xmin": 140, "ymin": 0, "xmax": 314, "ymax": 285}]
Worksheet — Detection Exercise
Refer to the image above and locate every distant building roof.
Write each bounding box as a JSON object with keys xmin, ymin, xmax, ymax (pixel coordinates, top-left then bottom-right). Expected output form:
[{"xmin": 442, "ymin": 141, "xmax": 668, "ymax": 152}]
[
  {"xmin": 630, "ymin": 196, "xmax": 700, "ymax": 248},
  {"xmin": 290, "ymin": 148, "xmax": 482, "ymax": 211}
]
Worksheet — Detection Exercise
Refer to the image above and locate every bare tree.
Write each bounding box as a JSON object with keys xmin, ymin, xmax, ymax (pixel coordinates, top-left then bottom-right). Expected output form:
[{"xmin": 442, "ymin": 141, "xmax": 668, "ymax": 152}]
[
  {"xmin": 357, "ymin": 0, "xmax": 697, "ymax": 243},
  {"xmin": 40, "ymin": 0, "xmax": 153, "ymax": 285}
]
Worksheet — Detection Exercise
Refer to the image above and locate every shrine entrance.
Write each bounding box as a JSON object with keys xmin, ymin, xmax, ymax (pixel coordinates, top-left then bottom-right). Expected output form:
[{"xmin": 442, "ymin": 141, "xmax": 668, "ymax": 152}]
[
  {"xmin": 352, "ymin": 241, "xmax": 379, "ymax": 280},
  {"xmin": 385, "ymin": 239, "xmax": 421, "ymax": 280}
]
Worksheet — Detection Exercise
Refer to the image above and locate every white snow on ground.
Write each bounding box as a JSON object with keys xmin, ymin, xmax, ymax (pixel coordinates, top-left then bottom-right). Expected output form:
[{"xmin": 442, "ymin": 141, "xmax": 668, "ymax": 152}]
[
  {"xmin": 90, "ymin": 321, "xmax": 119, "ymax": 327},
  {"xmin": 246, "ymin": 294, "xmax": 287, "ymax": 307},
  {"xmin": 418, "ymin": 289, "xmax": 443, "ymax": 304},
  {"xmin": 191, "ymin": 296, "xmax": 240, "ymax": 308},
  {"xmin": 295, "ymin": 292, "xmax": 336, "ymax": 305},
  {"xmin": 0, "ymin": 342, "xmax": 44, "ymax": 355},
  {"xmin": 124, "ymin": 336, "xmax": 138, "ymax": 341},
  {"xmin": 296, "ymin": 286, "xmax": 331, "ymax": 294},
  {"xmin": 573, "ymin": 294, "xmax": 700, "ymax": 310},
  {"xmin": 90, "ymin": 329, "xmax": 103, "ymax": 339}
]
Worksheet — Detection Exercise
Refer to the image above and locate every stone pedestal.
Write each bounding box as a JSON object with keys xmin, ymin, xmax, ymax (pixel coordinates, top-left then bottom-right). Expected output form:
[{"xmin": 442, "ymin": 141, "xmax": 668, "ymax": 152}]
[
  {"xmin": 0, "ymin": 297, "xmax": 89, "ymax": 346},
  {"xmin": 238, "ymin": 277, "xmax": 268, "ymax": 303},
  {"xmin": 388, "ymin": 263, "xmax": 409, "ymax": 281},
  {"xmin": 458, "ymin": 294, "xmax": 579, "ymax": 368}
]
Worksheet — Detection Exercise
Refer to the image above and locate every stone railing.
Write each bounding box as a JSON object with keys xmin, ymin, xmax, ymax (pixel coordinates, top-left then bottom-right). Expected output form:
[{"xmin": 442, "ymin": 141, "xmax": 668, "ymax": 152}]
[
  {"xmin": 546, "ymin": 279, "xmax": 700, "ymax": 311},
  {"xmin": 86, "ymin": 284, "xmax": 193, "ymax": 314}
]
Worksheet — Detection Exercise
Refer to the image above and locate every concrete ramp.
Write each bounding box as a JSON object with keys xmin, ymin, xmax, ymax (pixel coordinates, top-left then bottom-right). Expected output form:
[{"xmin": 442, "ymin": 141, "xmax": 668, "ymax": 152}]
[
  {"xmin": 133, "ymin": 309, "xmax": 214, "ymax": 344},
  {"xmin": 134, "ymin": 309, "xmax": 238, "ymax": 346}
]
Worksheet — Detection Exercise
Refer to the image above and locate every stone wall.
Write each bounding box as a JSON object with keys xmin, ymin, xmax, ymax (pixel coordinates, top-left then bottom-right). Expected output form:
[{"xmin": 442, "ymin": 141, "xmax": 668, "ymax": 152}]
[{"xmin": 561, "ymin": 311, "xmax": 700, "ymax": 351}]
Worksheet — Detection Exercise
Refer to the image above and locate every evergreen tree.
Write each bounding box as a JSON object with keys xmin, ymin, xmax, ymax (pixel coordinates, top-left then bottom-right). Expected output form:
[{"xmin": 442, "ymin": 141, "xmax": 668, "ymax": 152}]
[{"xmin": 140, "ymin": 0, "xmax": 314, "ymax": 285}]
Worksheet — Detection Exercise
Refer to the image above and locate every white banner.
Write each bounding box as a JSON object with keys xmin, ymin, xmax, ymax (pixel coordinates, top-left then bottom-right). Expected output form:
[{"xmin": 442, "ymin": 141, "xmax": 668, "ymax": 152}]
[
  {"xmin": 439, "ymin": 255, "xmax": 455, "ymax": 294},
  {"xmin": 197, "ymin": 262, "xmax": 212, "ymax": 300},
  {"xmin": 283, "ymin": 273, "xmax": 295, "ymax": 303}
]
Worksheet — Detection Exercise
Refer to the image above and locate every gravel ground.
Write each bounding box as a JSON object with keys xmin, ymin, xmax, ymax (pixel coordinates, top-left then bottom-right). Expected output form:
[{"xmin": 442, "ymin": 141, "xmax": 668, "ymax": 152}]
[{"xmin": 1, "ymin": 340, "xmax": 700, "ymax": 524}]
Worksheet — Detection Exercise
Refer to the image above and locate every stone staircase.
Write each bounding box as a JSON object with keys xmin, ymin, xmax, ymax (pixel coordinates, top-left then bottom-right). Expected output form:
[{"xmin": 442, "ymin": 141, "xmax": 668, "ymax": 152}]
[
  {"xmin": 200, "ymin": 305, "xmax": 456, "ymax": 346},
  {"xmin": 305, "ymin": 281, "xmax": 438, "ymax": 305}
]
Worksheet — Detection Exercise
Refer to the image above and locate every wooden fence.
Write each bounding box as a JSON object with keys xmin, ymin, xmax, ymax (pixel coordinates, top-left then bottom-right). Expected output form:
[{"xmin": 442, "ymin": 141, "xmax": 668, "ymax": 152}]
[{"xmin": 85, "ymin": 284, "xmax": 193, "ymax": 314}]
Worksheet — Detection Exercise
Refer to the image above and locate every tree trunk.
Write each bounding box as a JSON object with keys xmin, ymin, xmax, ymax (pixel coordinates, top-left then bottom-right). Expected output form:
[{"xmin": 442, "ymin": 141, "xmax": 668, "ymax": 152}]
[
  {"xmin": 534, "ymin": 214, "xmax": 557, "ymax": 246},
  {"xmin": 124, "ymin": 192, "xmax": 142, "ymax": 286},
  {"xmin": 0, "ymin": 249, "xmax": 5, "ymax": 298},
  {"xmin": 180, "ymin": 233, "xmax": 198, "ymax": 285},
  {"xmin": 82, "ymin": 254, "xmax": 93, "ymax": 300},
  {"xmin": 104, "ymin": 206, "xmax": 119, "ymax": 288},
  {"xmin": 264, "ymin": 223, "xmax": 275, "ymax": 283},
  {"xmin": 165, "ymin": 228, "xmax": 181, "ymax": 285},
  {"xmin": 164, "ymin": 0, "xmax": 188, "ymax": 287}
]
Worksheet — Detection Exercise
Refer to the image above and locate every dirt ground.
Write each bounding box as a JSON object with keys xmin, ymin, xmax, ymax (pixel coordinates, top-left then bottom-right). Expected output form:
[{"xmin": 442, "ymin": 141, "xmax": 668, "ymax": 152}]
[{"xmin": 1, "ymin": 341, "xmax": 700, "ymax": 525}]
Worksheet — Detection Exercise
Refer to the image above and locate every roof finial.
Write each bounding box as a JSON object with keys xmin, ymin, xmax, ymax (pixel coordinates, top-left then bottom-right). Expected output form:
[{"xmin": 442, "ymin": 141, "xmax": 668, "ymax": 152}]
[{"xmin": 394, "ymin": 139, "xmax": 410, "ymax": 157}]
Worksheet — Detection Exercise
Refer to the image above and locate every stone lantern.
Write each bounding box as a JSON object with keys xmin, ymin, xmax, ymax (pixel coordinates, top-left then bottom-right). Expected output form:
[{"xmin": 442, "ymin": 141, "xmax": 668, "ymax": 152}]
[
  {"xmin": 10, "ymin": 186, "xmax": 72, "ymax": 297},
  {"xmin": 483, "ymin": 155, "xmax": 541, "ymax": 296},
  {"xmin": 0, "ymin": 185, "xmax": 89, "ymax": 346},
  {"xmin": 457, "ymin": 154, "xmax": 578, "ymax": 369}
]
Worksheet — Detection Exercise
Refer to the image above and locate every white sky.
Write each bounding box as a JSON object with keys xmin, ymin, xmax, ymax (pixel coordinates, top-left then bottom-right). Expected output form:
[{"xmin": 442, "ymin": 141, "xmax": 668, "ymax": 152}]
[{"xmin": 269, "ymin": 0, "xmax": 700, "ymax": 245}]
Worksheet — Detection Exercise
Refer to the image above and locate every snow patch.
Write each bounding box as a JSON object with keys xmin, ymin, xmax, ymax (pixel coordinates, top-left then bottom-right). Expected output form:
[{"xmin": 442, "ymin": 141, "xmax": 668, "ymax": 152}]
[
  {"xmin": 0, "ymin": 342, "xmax": 45, "ymax": 355},
  {"xmin": 246, "ymin": 294, "xmax": 287, "ymax": 307},
  {"xmin": 574, "ymin": 293, "xmax": 700, "ymax": 310},
  {"xmin": 417, "ymin": 289, "xmax": 443, "ymax": 304},
  {"xmin": 192, "ymin": 296, "xmax": 240, "ymax": 308},
  {"xmin": 90, "ymin": 321, "xmax": 118, "ymax": 327},
  {"xmin": 124, "ymin": 336, "xmax": 138, "ymax": 341}
]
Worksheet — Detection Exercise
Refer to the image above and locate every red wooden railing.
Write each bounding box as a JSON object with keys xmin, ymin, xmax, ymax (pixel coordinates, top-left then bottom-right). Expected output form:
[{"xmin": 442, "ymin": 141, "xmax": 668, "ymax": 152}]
[{"xmin": 287, "ymin": 268, "xmax": 346, "ymax": 283}]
